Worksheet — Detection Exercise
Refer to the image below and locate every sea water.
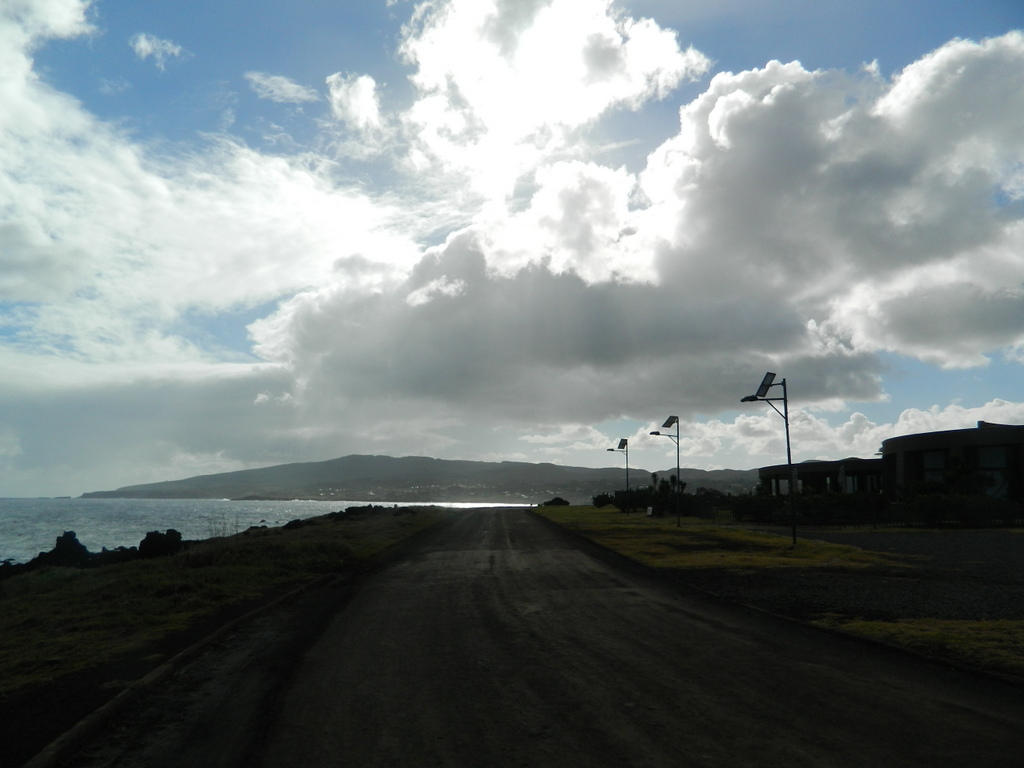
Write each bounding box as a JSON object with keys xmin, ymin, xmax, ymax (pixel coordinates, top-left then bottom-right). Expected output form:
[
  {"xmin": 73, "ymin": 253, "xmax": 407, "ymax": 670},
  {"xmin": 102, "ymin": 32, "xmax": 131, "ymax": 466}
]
[{"xmin": 0, "ymin": 497, "xmax": 508, "ymax": 565}]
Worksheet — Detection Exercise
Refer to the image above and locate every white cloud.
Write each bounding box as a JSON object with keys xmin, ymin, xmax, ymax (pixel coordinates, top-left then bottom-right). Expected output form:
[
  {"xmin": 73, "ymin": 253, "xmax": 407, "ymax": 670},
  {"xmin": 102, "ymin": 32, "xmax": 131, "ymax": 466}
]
[
  {"xmin": 635, "ymin": 34, "xmax": 1024, "ymax": 370},
  {"xmin": 0, "ymin": 0, "xmax": 91, "ymax": 39},
  {"xmin": 245, "ymin": 71, "xmax": 320, "ymax": 103},
  {"xmin": 129, "ymin": 32, "xmax": 186, "ymax": 70},
  {"xmin": 520, "ymin": 423, "xmax": 609, "ymax": 447},
  {"xmin": 98, "ymin": 77, "xmax": 130, "ymax": 95},
  {"xmin": 0, "ymin": 6, "xmax": 421, "ymax": 370},
  {"xmin": 481, "ymin": 160, "xmax": 646, "ymax": 281},
  {"xmin": 326, "ymin": 72, "xmax": 382, "ymax": 129},
  {"xmin": 398, "ymin": 0, "xmax": 710, "ymax": 199},
  {"xmin": 405, "ymin": 276, "xmax": 467, "ymax": 307}
]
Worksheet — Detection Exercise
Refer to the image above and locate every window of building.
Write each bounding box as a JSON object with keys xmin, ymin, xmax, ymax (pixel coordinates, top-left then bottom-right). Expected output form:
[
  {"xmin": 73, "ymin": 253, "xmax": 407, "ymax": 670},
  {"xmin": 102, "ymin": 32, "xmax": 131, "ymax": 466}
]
[
  {"xmin": 921, "ymin": 450, "xmax": 946, "ymax": 485},
  {"xmin": 968, "ymin": 444, "xmax": 1010, "ymax": 498}
]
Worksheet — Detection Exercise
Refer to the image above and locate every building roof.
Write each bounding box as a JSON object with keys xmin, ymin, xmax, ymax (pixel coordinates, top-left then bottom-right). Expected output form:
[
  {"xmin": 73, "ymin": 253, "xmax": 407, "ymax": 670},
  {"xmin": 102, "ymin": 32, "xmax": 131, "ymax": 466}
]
[{"xmin": 882, "ymin": 421, "xmax": 1024, "ymax": 452}]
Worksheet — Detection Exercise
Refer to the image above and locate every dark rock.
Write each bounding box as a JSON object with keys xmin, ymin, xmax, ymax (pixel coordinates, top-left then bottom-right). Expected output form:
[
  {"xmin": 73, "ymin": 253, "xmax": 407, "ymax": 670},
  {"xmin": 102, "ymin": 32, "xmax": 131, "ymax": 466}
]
[
  {"xmin": 93, "ymin": 546, "xmax": 139, "ymax": 566},
  {"xmin": 138, "ymin": 529, "xmax": 184, "ymax": 558},
  {"xmin": 38, "ymin": 531, "xmax": 91, "ymax": 568}
]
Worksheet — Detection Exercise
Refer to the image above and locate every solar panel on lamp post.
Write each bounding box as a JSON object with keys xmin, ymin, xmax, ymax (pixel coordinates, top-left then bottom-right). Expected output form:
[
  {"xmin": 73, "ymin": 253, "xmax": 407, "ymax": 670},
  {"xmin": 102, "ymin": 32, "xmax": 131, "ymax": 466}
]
[
  {"xmin": 740, "ymin": 372, "xmax": 798, "ymax": 545},
  {"xmin": 650, "ymin": 415, "xmax": 681, "ymax": 526}
]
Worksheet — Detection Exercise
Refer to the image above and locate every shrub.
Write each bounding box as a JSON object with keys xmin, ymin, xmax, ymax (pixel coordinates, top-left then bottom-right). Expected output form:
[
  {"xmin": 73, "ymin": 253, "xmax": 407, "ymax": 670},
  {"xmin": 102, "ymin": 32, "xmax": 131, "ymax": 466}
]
[
  {"xmin": 540, "ymin": 496, "xmax": 571, "ymax": 506},
  {"xmin": 732, "ymin": 494, "xmax": 782, "ymax": 523}
]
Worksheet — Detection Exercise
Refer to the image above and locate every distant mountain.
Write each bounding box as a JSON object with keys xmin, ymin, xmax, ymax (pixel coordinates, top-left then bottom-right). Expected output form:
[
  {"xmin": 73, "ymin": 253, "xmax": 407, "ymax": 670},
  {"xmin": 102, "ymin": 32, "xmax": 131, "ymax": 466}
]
[{"xmin": 81, "ymin": 455, "xmax": 759, "ymax": 504}]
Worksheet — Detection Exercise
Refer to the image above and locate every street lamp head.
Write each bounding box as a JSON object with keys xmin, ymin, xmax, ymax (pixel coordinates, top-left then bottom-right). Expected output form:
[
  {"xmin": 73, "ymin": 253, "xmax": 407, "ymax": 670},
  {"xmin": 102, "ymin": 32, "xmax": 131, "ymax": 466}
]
[
  {"xmin": 740, "ymin": 394, "xmax": 760, "ymax": 403},
  {"xmin": 649, "ymin": 430, "xmax": 661, "ymax": 436}
]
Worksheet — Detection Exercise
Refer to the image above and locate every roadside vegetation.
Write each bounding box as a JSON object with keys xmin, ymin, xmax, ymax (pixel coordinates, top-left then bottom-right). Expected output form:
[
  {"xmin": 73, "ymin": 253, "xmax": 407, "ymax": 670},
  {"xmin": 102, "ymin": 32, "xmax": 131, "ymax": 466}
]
[
  {"xmin": 534, "ymin": 505, "xmax": 906, "ymax": 569},
  {"xmin": 534, "ymin": 504, "xmax": 1024, "ymax": 683},
  {"xmin": 0, "ymin": 507, "xmax": 449, "ymax": 695}
]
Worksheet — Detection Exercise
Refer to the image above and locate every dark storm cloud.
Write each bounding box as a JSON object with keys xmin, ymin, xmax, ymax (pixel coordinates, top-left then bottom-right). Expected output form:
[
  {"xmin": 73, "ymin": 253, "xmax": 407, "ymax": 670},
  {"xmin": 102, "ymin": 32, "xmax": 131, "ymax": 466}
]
[{"xmin": 253, "ymin": 231, "xmax": 883, "ymax": 424}]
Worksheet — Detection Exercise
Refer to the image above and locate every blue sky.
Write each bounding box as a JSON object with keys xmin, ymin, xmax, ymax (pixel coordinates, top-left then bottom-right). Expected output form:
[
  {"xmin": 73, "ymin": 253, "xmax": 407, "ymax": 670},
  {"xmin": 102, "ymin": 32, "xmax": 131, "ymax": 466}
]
[{"xmin": 1, "ymin": 0, "xmax": 1023, "ymax": 496}]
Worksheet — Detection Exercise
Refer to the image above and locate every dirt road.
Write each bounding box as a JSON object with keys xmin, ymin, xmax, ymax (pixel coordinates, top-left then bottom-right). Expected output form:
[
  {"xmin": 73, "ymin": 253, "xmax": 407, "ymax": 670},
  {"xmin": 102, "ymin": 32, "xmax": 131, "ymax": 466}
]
[{"xmin": 64, "ymin": 509, "xmax": 1024, "ymax": 767}]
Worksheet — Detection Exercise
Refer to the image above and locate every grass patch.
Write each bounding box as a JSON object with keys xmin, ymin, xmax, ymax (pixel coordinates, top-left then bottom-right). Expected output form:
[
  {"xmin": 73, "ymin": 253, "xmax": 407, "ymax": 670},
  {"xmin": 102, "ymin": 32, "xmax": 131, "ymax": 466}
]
[
  {"xmin": 0, "ymin": 507, "xmax": 448, "ymax": 695},
  {"xmin": 535, "ymin": 505, "xmax": 902, "ymax": 570},
  {"xmin": 814, "ymin": 617, "xmax": 1024, "ymax": 680}
]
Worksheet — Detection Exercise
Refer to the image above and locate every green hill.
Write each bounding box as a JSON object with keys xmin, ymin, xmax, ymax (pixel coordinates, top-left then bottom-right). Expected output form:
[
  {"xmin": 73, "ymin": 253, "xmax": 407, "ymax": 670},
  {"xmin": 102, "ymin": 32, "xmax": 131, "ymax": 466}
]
[{"xmin": 81, "ymin": 455, "xmax": 758, "ymax": 504}]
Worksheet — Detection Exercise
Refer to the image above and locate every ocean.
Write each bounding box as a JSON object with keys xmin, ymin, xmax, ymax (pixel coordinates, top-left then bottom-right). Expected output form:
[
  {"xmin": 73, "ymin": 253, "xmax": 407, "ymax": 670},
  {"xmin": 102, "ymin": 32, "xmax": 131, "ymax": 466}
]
[{"xmin": 0, "ymin": 497, "xmax": 507, "ymax": 565}]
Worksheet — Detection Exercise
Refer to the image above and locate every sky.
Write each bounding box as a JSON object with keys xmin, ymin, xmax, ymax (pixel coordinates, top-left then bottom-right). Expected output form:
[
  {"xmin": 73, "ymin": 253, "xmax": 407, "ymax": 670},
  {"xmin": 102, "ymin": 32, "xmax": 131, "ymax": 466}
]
[{"xmin": 2, "ymin": 0, "xmax": 1024, "ymax": 496}]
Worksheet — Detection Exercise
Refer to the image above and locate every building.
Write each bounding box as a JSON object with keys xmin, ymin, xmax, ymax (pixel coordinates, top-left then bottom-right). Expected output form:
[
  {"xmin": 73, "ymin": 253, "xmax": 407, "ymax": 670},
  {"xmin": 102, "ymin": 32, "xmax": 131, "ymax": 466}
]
[
  {"xmin": 758, "ymin": 457, "xmax": 883, "ymax": 496},
  {"xmin": 881, "ymin": 421, "xmax": 1024, "ymax": 501},
  {"xmin": 757, "ymin": 422, "xmax": 1024, "ymax": 503}
]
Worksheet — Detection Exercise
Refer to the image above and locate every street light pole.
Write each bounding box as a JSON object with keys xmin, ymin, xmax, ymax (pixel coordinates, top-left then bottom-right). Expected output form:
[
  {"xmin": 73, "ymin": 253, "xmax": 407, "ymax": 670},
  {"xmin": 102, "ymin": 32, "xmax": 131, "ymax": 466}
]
[
  {"xmin": 650, "ymin": 415, "xmax": 681, "ymax": 526},
  {"xmin": 741, "ymin": 373, "xmax": 797, "ymax": 545},
  {"xmin": 606, "ymin": 438, "xmax": 629, "ymax": 490}
]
